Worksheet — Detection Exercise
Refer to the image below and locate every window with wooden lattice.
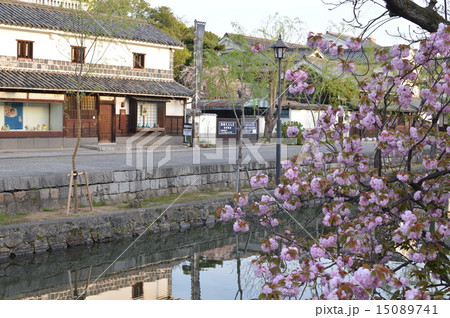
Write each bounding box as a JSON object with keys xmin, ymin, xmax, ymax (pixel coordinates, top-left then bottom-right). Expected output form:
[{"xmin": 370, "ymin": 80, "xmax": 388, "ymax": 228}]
[
  {"xmin": 17, "ymin": 40, "xmax": 33, "ymax": 59},
  {"xmin": 132, "ymin": 282, "xmax": 144, "ymax": 299},
  {"xmin": 133, "ymin": 53, "xmax": 145, "ymax": 69},
  {"xmin": 71, "ymin": 46, "xmax": 86, "ymax": 64},
  {"xmin": 64, "ymin": 95, "xmax": 97, "ymax": 119}
]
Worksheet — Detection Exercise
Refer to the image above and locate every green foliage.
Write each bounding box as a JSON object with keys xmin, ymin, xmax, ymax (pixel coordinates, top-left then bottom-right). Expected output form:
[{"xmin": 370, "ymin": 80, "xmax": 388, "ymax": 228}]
[
  {"xmin": 203, "ymin": 33, "xmax": 269, "ymax": 100},
  {"xmin": 281, "ymin": 121, "xmax": 304, "ymax": 144},
  {"xmin": 293, "ymin": 65, "xmax": 359, "ymax": 107},
  {"xmin": 83, "ymin": 0, "xmax": 141, "ymax": 16},
  {"xmin": 182, "ymin": 29, "xmax": 225, "ymax": 66},
  {"xmin": 316, "ymin": 75, "xmax": 359, "ymax": 106}
]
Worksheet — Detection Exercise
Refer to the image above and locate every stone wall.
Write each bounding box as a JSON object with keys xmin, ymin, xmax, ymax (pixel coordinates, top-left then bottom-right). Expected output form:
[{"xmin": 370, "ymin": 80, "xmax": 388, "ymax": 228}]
[
  {"xmin": 0, "ymin": 196, "xmax": 235, "ymax": 260},
  {"xmin": 0, "ymin": 56, "xmax": 173, "ymax": 80},
  {"xmin": 0, "ymin": 161, "xmax": 276, "ymax": 215}
]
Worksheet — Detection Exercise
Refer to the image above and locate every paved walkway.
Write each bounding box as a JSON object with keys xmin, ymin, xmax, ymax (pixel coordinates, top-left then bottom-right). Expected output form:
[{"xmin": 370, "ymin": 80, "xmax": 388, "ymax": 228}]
[{"xmin": 0, "ymin": 142, "xmax": 377, "ymax": 178}]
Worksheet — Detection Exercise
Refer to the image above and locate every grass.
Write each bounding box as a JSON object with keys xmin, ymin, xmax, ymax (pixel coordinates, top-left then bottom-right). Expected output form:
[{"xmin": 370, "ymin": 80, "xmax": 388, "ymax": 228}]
[
  {"xmin": 141, "ymin": 188, "xmax": 235, "ymax": 207},
  {"xmin": 92, "ymin": 201, "xmax": 108, "ymax": 207},
  {"xmin": 0, "ymin": 211, "xmax": 29, "ymax": 226}
]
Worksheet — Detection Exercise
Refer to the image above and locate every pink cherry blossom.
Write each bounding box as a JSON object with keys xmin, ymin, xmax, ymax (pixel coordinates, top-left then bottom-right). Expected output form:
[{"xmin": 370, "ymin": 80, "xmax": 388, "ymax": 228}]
[
  {"xmin": 310, "ymin": 244, "xmax": 325, "ymax": 259},
  {"xmin": 370, "ymin": 177, "xmax": 385, "ymax": 191},
  {"xmin": 280, "ymin": 246, "xmax": 299, "ymax": 261},
  {"xmin": 250, "ymin": 173, "xmax": 269, "ymax": 188},
  {"xmin": 233, "ymin": 219, "xmax": 249, "ymax": 232},
  {"xmin": 345, "ymin": 37, "xmax": 362, "ymax": 51},
  {"xmin": 219, "ymin": 24, "xmax": 450, "ymax": 300},
  {"xmin": 338, "ymin": 60, "xmax": 355, "ymax": 73},
  {"xmin": 251, "ymin": 42, "xmax": 264, "ymax": 54},
  {"xmin": 286, "ymin": 125, "xmax": 299, "ymax": 138}
]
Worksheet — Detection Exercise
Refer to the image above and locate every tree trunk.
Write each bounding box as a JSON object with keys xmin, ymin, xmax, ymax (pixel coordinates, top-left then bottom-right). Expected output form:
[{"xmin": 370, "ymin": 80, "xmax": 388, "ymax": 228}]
[
  {"xmin": 263, "ymin": 107, "xmax": 276, "ymax": 140},
  {"xmin": 263, "ymin": 81, "xmax": 278, "ymax": 140},
  {"xmin": 384, "ymin": 0, "xmax": 448, "ymax": 33},
  {"xmin": 71, "ymin": 90, "xmax": 82, "ymax": 213},
  {"xmin": 236, "ymin": 106, "xmax": 245, "ymax": 193}
]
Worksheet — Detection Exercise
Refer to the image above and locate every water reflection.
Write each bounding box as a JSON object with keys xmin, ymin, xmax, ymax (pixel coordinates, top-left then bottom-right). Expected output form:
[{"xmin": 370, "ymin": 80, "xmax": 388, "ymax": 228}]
[{"xmin": 0, "ymin": 223, "xmax": 267, "ymax": 300}]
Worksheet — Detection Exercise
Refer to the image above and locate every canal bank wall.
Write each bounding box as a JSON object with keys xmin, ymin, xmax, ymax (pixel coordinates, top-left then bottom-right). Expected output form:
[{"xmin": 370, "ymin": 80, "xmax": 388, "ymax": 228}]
[
  {"xmin": 0, "ymin": 161, "xmax": 276, "ymax": 215},
  {"xmin": 0, "ymin": 195, "xmax": 238, "ymax": 260}
]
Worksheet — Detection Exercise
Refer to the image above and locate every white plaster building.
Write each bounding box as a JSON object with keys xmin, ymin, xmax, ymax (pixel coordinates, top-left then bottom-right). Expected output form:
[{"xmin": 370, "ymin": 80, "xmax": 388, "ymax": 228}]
[{"xmin": 0, "ymin": 0, "xmax": 191, "ymax": 149}]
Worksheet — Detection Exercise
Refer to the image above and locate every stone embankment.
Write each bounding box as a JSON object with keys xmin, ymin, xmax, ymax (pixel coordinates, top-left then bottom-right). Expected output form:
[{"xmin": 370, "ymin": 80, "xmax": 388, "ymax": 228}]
[
  {"xmin": 0, "ymin": 162, "xmax": 276, "ymax": 215},
  {"xmin": 0, "ymin": 196, "xmax": 234, "ymax": 260}
]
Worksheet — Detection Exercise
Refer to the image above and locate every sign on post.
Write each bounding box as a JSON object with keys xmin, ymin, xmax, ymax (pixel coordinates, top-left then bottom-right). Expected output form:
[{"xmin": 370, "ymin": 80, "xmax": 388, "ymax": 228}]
[
  {"xmin": 218, "ymin": 121, "xmax": 237, "ymax": 135},
  {"xmin": 183, "ymin": 124, "xmax": 192, "ymax": 136}
]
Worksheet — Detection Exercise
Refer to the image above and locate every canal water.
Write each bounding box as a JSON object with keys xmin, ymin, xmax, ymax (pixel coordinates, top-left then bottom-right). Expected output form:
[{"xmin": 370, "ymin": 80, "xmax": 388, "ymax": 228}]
[{"xmin": 0, "ymin": 222, "xmax": 271, "ymax": 300}]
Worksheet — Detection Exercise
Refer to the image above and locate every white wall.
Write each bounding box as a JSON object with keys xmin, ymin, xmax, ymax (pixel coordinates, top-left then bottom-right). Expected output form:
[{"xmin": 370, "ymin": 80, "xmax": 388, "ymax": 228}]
[
  {"xmin": 198, "ymin": 114, "xmax": 217, "ymax": 145},
  {"xmin": 166, "ymin": 100, "xmax": 184, "ymax": 116},
  {"xmin": 289, "ymin": 109, "xmax": 319, "ymax": 129},
  {"xmin": 116, "ymin": 97, "xmax": 128, "ymax": 115},
  {"xmin": 24, "ymin": 103, "xmax": 48, "ymax": 129},
  {"xmin": 0, "ymin": 104, "xmax": 3, "ymax": 127},
  {"xmin": 50, "ymin": 103, "xmax": 63, "ymax": 130},
  {"xmin": 0, "ymin": 25, "xmax": 172, "ymax": 70},
  {"xmin": 258, "ymin": 117, "xmax": 265, "ymax": 136}
]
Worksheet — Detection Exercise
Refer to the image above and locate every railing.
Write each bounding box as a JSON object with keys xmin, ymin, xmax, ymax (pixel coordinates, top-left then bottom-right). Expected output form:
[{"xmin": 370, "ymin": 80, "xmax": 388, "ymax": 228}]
[{"xmin": 20, "ymin": 0, "xmax": 81, "ymax": 9}]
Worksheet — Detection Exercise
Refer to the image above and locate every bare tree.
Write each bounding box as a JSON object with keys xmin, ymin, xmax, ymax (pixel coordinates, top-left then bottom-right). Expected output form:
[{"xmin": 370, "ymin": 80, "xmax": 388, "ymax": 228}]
[{"xmin": 63, "ymin": 1, "xmax": 134, "ymax": 212}]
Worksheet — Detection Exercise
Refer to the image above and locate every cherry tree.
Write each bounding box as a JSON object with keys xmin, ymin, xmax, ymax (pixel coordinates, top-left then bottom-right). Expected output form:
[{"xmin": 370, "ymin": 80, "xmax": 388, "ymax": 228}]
[{"xmin": 218, "ymin": 23, "xmax": 449, "ymax": 299}]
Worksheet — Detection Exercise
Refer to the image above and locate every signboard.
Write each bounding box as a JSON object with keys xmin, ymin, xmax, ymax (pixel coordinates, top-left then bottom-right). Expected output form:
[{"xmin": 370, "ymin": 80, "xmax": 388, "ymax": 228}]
[
  {"xmin": 218, "ymin": 121, "xmax": 237, "ymax": 135},
  {"xmin": 244, "ymin": 121, "xmax": 257, "ymax": 134},
  {"xmin": 183, "ymin": 124, "xmax": 192, "ymax": 136}
]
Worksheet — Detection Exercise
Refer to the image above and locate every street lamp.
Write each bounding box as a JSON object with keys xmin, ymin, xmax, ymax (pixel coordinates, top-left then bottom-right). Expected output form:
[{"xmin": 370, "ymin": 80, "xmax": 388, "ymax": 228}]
[{"xmin": 271, "ymin": 35, "xmax": 288, "ymax": 185}]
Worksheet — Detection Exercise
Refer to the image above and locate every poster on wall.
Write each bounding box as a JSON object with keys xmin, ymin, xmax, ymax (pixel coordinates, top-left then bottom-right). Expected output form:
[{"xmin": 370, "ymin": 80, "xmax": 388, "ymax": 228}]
[
  {"xmin": 141, "ymin": 104, "xmax": 150, "ymax": 116},
  {"xmin": 4, "ymin": 102, "xmax": 23, "ymax": 130}
]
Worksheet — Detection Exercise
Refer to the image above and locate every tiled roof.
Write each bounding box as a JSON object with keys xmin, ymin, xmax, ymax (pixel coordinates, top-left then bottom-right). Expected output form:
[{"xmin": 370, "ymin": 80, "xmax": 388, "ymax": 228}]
[
  {"xmin": 325, "ymin": 31, "xmax": 381, "ymax": 47},
  {"xmin": 220, "ymin": 33, "xmax": 377, "ymax": 63},
  {"xmin": 0, "ymin": 70, "xmax": 192, "ymax": 97},
  {"xmin": 200, "ymin": 98, "xmax": 269, "ymax": 108},
  {"xmin": 0, "ymin": 0, "xmax": 183, "ymax": 47},
  {"xmin": 221, "ymin": 33, "xmax": 307, "ymax": 50},
  {"xmin": 200, "ymin": 98, "xmax": 249, "ymax": 108}
]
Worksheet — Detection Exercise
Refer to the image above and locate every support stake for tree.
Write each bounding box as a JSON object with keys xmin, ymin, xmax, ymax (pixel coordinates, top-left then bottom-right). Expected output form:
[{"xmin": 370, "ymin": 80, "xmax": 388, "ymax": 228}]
[{"xmin": 66, "ymin": 170, "xmax": 93, "ymax": 215}]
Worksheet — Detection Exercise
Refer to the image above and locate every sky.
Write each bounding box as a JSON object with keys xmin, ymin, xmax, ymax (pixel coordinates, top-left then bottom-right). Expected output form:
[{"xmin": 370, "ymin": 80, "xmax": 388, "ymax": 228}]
[{"xmin": 147, "ymin": 0, "xmax": 417, "ymax": 47}]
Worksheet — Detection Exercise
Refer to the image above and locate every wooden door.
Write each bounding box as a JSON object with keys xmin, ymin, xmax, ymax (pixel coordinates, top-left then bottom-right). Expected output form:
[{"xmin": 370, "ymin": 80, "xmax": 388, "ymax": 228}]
[{"xmin": 98, "ymin": 103, "xmax": 114, "ymax": 143}]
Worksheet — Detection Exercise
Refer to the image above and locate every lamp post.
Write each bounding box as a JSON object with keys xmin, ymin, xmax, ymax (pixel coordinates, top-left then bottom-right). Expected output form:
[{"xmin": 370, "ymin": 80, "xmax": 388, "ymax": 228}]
[{"xmin": 271, "ymin": 35, "xmax": 288, "ymax": 185}]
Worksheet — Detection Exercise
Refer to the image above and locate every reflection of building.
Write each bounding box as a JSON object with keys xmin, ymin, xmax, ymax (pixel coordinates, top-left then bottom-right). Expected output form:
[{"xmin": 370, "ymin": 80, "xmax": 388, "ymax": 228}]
[
  {"xmin": 20, "ymin": 264, "xmax": 175, "ymax": 300},
  {"xmin": 85, "ymin": 268, "xmax": 173, "ymax": 300},
  {"xmin": 0, "ymin": 0, "xmax": 191, "ymax": 150}
]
